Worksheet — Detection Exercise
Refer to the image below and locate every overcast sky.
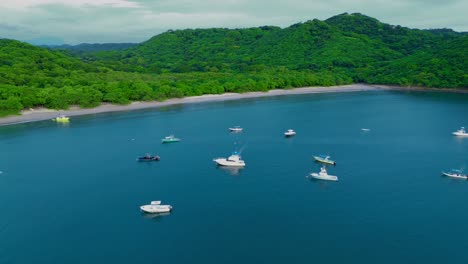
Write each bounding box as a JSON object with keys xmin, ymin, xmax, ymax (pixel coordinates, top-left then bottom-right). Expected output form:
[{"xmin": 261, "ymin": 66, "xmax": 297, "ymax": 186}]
[{"xmin": 0, "ymin": 0, "xmax": 466, "ymax": 45}]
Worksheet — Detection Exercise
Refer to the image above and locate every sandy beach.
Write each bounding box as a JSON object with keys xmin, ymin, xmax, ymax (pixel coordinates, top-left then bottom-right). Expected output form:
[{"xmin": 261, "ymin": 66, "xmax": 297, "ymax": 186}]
[{"xmin": 0, "ymin": 84, "xmax": 423, "ymax": 126}]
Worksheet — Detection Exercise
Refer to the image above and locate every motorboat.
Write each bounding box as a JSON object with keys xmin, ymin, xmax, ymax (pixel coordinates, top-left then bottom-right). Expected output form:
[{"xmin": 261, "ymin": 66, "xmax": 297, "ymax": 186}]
[
  {"xmin": 453, "ymin": 127, "xmax": 468, "ymax": 137},
  {"xmin": 442, "ymin": 169, "xmax": 468, "ymax": 179},
  {"xmin": 137, "ymin": 154, "xmax": 160, "ymax": 161},
  {"xmin": 313, "ymin": 155, "xmax": 336, "ymax": 165},
  {"xmin": 52, "ymin": 115, "xmax": 69, "ymax": 123},
  {"xmin": 284, "ymin": 129, "xmax": 296, "ymax": 137},
  {"xmin": 361, "ymin": 128, "xmax": 370, "ymax": 132},
  {"xmin": 213, "ymin": 151, "xmax": 246, "ymax": 167},
  {"xmin": 229, "ymin": 126, "xmax": 243, "ymax": 132},
  {"xmin": 161, "ymin": 135, "xmax": 181, "ymax": 143},
  {"xmin": 140, "ymin": 201, "xmax": 173, "ymax": 213},
  {"xmin": 310, "ymin": 166, "xmax": 338, "ymax": 181}
]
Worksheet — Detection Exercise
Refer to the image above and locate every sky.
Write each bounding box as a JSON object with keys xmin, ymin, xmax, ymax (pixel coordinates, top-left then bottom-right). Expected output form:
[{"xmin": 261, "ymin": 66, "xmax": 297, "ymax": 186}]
[{"xmin": 0, "ymin": 0, "xmax": 467, "ymax": 45}]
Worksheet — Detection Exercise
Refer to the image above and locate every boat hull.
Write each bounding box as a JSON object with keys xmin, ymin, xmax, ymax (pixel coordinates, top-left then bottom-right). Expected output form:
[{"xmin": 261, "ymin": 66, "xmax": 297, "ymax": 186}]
[
  {"xmin": 310, "ymin": 173, "xmax": 338, "ymax": 181},
  {"xmin": 213, "ymin": 158, "xmax": 245, "ymax": 167},
  {"xmin": 161, "ymin": 139, "xmax": 180, "ymax": 143},
  {"xmin": 313, "ymin": 157, "xmax": 336, "ymax": 165},
  {"xmin": 453, "ymin": 132, "xmax": 468, "ymax": 137},
  {"xmin": 137, "ymin": 157, "xmax": 160, "ymax": 161},
  {"xmin": 140, "ymin": 205, "xmax": 172, "ymax": 213},
  {"xmin": 442, "ymin": 172, "xmax": 468, "ymax": 179}
]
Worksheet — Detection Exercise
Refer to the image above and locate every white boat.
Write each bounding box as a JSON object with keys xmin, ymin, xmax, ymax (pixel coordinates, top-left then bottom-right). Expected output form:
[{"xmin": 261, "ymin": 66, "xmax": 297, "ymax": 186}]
[
  {"xmin": 313, "ymin": 155, "xmax": 336, "ymax": 165},
  {"xmin": 361, "ymin": 128, "xmax": 370, "ymax": 132},
  {"xmin": 229, "ymin": 126, "xmax": 243, "ymax": 132},
  {"xmin": 161, "ymin": 135, "xmax": 181, "ymax": 143},
  {"xmin": 140, "ymin": 201, "xmax": 173, "ymax": 213},
  {"xmin": 284, "ymin": 129, "xmax": 296, "ymax": 137},
  {"xmin": 452, "ymin": 127, "xmax": 468, "ymax": 137},
  {"xmin": 213, "ymin": 151, "xmax": 245, "ymax": 167},
  {"xmin": 442, "ymin": 169, "xmax": 468, "ymax": 179},
  {"xmin": 310, "ymin": 166, "xmax": 338, "ymax": 181}
]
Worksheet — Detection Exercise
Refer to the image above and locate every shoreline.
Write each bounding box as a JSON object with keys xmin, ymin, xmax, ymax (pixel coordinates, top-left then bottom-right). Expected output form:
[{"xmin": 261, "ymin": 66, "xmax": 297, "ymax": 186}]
[{"xmin": 0, "ymin": 84, "xmax": 464, "ymax": 127}]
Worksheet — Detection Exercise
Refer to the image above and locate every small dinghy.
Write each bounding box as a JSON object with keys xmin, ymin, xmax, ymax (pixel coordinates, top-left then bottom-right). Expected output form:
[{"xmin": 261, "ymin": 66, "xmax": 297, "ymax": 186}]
[
  {"xmin": 140, "ymin": 201, "xmax": 173, "ymax": 213},
  {"xmin": 137, "ymin": 154, "xmax": 160, "ymax": 161},
  {"xmin": 310, "ymin": 166, "xmax": 338, "ymax": 181}
]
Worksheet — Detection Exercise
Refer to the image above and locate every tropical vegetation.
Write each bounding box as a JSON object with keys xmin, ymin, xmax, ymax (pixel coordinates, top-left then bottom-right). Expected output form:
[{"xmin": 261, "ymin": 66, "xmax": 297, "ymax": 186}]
[{"xmin": 0, "ymin": 13, "xmax": 466, "ymax": 116}]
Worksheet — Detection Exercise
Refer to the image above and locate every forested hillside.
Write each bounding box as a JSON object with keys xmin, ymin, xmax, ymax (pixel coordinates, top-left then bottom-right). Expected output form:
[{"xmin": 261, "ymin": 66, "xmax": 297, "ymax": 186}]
[{"xmin": 0, "ymin": 13, "xmax": 466, "ymax": 116}]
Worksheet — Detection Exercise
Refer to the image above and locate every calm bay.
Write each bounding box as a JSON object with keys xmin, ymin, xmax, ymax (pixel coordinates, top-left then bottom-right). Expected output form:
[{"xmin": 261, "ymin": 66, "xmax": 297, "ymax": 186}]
[{"xmin": 1, "ymin": 90, "xmax": 468, "ymax": 263}]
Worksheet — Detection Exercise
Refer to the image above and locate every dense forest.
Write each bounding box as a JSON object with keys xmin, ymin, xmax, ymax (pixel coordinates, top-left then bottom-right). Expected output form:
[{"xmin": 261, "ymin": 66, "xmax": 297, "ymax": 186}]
[{"xmin": 0, "ymin": 13, "xmax": 467, "ymax": 116}]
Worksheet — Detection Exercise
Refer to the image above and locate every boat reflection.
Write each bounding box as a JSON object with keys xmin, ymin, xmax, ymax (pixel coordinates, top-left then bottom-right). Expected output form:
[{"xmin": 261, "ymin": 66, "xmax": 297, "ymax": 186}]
[
  {"xmin": 141, "ymin": 212, "xmax": 171, "ymax": 221},
  {"xmin": 217, "ymin": 166, "xmax": 243, "ymax": 176}
]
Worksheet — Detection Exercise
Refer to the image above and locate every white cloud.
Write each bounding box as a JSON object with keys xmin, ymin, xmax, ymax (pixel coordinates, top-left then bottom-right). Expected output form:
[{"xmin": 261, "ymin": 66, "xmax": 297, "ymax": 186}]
[
  {"xmin": 0, "ymin": 0, "xmax": 141, "ymax": 9},
  {"xmin": 0, "ymin": 0, "xmax": 466, "ymax": 44}
]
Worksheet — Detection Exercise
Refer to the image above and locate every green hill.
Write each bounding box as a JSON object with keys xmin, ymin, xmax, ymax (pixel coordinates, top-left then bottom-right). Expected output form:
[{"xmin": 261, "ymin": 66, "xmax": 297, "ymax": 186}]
[{"xmin": 0, "ymin": 13, "xmax": 467, "ymax": 116}]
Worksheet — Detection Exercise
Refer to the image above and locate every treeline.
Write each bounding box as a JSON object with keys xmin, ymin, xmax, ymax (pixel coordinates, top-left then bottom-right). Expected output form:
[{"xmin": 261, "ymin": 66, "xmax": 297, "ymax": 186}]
[
  {"xmin": 0, "ymin": 13, "xmax": 467, "ymax": 116},
  {"xmin": 0, "ymin": 69, "xmax": 351, "ymax": 116}
]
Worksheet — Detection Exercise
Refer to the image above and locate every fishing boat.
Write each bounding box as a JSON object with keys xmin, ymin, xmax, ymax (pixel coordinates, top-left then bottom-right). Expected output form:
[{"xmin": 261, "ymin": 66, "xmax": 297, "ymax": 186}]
[
  {"xmin": 161, "ymin": 135, "xmax": 181, "ymax": 143},
  {"xmin": 140, "ymin": 201, "xmax": 173, "ymax": 213},
  {"xmin": 229, "ymin": 126, "xmax": 243, "ymax": 132},
  {"xmin": 284, "ymin": 129, "xmax": 296, "ymax": 137},
  {"xmin": 442, "ymin": 169, "xmax": 468, "ymax": 179},
  {"xmin": 52, "ymin": 115, "xmax": 69, "ymax": 123},
  {"xmin": 213, "ymin": 151, "xmax": 246, "ymax": 167},
  {"xmin": 313, "ymin": 155, "xmax": 336, "ymax": 165},
  {"xmin": 452, "ymin": 127, "xmax": 468, "ymax": 137},
  {"xmin": 310, "ymin": 166, "xmax": 338, "ymax": 181},
  {"xmin": 137, "ymin": 154, "xmax": 160, "ymax": 161}
]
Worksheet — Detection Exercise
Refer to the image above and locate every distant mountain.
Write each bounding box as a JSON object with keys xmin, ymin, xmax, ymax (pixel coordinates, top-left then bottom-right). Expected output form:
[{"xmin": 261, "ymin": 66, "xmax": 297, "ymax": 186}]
[
  {"xmin": 47, "ymin": 42, "xmax": 137, "ymax": 52},
  {"xmin": 26, "ymin": 36, "xmax": 65, "ymax": 46}
]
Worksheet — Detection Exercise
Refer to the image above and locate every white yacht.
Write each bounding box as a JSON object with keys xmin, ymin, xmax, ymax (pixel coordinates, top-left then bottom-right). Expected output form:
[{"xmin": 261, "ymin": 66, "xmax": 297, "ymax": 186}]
[
  {"xmin": 284, "ymin": 129, "xmax": 296, "ymax": 137},
  {"xmin": 140, "ymin": 201, "xmax": 173, "ymax": 213},
  {"xmin": 453, "ymin": 127, "xmax": 468, "ymax": 137},
  {"xmin": 213, "ymin": 151, "xmax": 246, "ymax": 167},
  {"xmin": 310, "ymin": 166, "xmax": 338, "ymax": 181},
  {"xmin": 442, "ymin": 169, "xmax": 468, "ymax": 179},
  {"xmin": 229, "ymin": 126, "xmax": 243, "ymax": 132}
]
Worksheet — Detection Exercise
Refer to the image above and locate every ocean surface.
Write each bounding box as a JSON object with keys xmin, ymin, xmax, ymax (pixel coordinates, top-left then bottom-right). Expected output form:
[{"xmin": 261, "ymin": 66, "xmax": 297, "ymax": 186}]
[{"xmin": 1, "ymin": 90, "xmax": 468, "ymax": 264}]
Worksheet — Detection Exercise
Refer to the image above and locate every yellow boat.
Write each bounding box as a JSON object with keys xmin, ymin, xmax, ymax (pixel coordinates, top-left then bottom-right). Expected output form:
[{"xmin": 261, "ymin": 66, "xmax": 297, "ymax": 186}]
[{"xmin": 52, "ymin": 115, "xmax": 70, "ymax": 123}]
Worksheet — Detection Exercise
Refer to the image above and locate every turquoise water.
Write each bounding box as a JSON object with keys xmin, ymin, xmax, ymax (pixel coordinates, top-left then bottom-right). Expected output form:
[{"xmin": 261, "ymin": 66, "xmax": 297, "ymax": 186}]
[{"xmin": 1, "ymin": 91, "xmax": 468, "ymax": 263}]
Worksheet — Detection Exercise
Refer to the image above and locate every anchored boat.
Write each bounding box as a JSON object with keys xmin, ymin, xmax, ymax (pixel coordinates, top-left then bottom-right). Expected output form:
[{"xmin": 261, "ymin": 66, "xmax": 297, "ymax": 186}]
[
  {"xmin": 284, "ymin": 129, "xmax": 296, "ymax": 137},
  {"xmin": 453, "ymin": 127, "xmax": 468, "ymax": 137},
  {"xmin": 313, "ymin": 155, "xmax": 336, "ymax": 165},
  {"xmin": 213, "ymin": 151, "xmax": 246, "ymax": 167},
  {"xmin": 137, "ymin": 154, "xmax": 160, "ymax": 161},
  {"xmin": 161, "ymin": 135, "xmax": 181, "ymax": 143},
  {"xmin": 310, "ymin": 166, "xmax": 338, "ymax": 181},
  {"xmin": 442, "ymin": 169, "xmax": 468, "ymax": 179},
  {"xmin": 52, "ymin": 115, "xmax": 69, "ymax": 123},
  {"xmin": 229, "ymin": 126, "xmax": 243, "ymax": 132},
  {"xmin": 140, "ymin": 201, "xmax": 173, "ymax": 213}
]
